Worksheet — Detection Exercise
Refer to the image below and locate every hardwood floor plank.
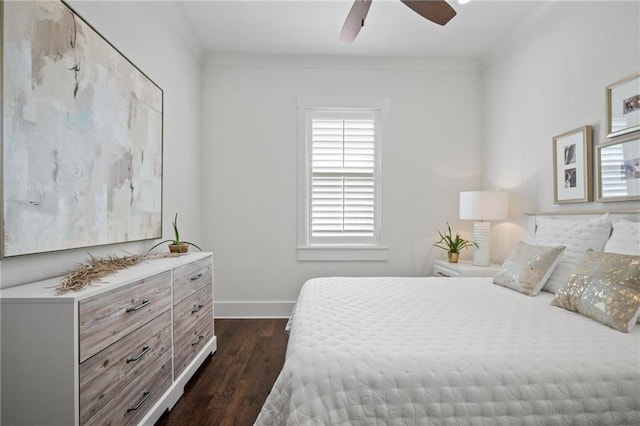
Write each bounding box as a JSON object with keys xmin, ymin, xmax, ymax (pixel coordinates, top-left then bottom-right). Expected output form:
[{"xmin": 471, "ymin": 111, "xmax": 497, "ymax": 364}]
[
  {"xmin": 155, "ymin": 319, "xmax": 288, "ymax": 425},
  {"xmin": 259, "ymin": 319, "xmax": 278, "ymax": 338},
  {"xmin": 220, "ymin": 380, "xmax": 263, "ymax": 426}
]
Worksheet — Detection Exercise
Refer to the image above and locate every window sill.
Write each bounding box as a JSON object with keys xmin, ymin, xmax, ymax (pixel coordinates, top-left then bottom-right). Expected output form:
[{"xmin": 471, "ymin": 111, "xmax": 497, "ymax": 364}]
[{"xmin": 296, "ymin": 246, "xmax": 389, "ymax": 262}]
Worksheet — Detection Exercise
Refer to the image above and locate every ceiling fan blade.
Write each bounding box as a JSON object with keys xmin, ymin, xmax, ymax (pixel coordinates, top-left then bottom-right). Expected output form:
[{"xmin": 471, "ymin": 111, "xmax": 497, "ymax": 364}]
[
  {"xmin": 400, "ymin": 0, "xmax": 456, "ymax": 26},
  {"xmin": 340, "ymin": 0, "xmax": 373, "ymax": 43}
]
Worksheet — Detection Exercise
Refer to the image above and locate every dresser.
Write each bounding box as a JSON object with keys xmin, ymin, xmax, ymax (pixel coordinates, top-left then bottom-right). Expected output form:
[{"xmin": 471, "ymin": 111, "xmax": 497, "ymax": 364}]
[{"xmin": 0, "ymin": 252, "xmax": 216, "ymax": 426}]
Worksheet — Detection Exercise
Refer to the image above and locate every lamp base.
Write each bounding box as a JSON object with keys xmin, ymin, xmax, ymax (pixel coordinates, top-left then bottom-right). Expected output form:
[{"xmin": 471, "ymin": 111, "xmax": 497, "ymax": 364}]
[{"xmin": 472, "ymin": 221, "xmax": 491, "ymax": 266}]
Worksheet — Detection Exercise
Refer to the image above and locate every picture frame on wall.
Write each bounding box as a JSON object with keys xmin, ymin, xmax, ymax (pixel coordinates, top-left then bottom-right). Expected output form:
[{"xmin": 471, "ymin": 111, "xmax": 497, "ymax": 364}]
[
  {"xmin": 607, "ymin": 71, "xmax": 640, "ymax": 138},
  {"xmin": 1, "ymin": 0, "xmax": 164, "ymax": 257},
  {"xmin": 552, "ymin": 125, "xmax": 593, "ymax": 204},
  {"xmin": 596, "ymin": 133, "xmax": 640, "ymax": 202}
]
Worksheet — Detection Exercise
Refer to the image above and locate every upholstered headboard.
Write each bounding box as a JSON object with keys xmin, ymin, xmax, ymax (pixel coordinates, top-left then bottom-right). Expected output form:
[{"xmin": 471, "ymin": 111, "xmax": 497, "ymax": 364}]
[
  {"xmin": 525, "ymin": 210, "xmax": 640, "ymax": 237},
  {"xmin": 523, "ymin": 210, "xmax": 640, "ymax": 294}
]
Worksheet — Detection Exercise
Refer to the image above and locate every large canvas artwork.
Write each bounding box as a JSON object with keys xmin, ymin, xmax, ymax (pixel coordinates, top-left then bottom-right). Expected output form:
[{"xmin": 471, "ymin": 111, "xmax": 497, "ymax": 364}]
[{"xmin": 2, "ymin": 1, "xmax": 163, "ymax": 257}]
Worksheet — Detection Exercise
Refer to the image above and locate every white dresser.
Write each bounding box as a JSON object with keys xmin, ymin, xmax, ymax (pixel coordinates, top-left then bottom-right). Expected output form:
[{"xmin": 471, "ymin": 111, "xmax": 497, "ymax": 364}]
[{"xmin": 0, "ymin": 252, "xmax": 216, "ymax": 426}]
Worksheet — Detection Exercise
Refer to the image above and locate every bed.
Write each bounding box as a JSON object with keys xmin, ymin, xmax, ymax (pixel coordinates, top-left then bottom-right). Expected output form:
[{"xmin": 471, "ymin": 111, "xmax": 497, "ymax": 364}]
[{"xmin": 256, "ymin": 214, "xmax": 640, "ymax": 425}]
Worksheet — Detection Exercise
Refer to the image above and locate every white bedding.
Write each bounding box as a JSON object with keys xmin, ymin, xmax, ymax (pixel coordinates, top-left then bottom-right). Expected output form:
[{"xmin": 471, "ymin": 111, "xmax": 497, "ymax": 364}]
[{"xmin": 256, "ymin": 277, "xmax": 640, "ymax": 425}]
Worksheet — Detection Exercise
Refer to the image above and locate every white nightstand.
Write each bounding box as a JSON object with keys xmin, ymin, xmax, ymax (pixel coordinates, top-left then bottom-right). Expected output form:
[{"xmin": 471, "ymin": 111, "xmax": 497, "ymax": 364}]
[{"xmin": 433, "ymin": 259, "xmax": 501, "ymax": 278}]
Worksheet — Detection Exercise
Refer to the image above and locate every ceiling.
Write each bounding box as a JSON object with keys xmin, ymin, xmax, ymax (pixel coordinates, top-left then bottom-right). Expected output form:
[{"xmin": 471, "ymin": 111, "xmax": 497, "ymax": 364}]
[{"xmin": 175, "ymin": 0, "xmax": 545, "ymax": 59}]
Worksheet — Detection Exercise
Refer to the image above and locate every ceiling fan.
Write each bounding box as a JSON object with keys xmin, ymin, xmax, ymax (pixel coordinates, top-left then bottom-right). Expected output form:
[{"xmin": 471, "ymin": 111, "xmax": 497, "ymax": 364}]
[{"xmin": 340, "ymin": 0, "xmax": 457, "ymax": 43}]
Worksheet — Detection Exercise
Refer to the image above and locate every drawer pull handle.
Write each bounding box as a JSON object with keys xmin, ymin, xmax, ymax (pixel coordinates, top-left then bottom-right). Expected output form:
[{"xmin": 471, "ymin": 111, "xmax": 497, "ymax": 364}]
[
  {"xmin": 191, "ymin": 304, "xmax": 204, "ymax": 314},
  {"xmin": 127, "ymin": 390, "xmax": 150, "ymax": 413},
  {"xmin": 191, "ymin": 335, "xmax": 205, "ymax": 347},
  {"xmin": 126, "ymin": 299, "xmax": 150, "ymax": 312},
  {"xmin": 126, "ymin": 345, "xmax": 151, "ymax": 363},
  {"xmin": 190, "ymin": 273, "xmax": 204, "ymax": 281}
]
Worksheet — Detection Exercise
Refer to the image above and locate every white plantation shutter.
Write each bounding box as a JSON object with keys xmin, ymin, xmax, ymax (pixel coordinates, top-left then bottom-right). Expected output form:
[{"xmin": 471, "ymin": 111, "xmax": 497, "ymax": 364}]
[{"xmin": 309, "ymin": 111, "xmax": 379, "ymax": 244}]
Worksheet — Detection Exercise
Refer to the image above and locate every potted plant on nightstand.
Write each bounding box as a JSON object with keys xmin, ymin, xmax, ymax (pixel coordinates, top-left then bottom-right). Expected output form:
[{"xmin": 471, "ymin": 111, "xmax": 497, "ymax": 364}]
[
  {"xmin": 149, "ymin": 213, "xmax": 202, "ymax": 253},
  {"xmin": 433, "ymin": 223, "xmax": 477, "ymax": 263}
]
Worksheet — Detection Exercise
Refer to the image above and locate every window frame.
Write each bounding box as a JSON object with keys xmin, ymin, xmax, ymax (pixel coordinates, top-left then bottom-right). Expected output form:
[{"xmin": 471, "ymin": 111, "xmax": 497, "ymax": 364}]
[{"xmin": 296, "ymin": 96, "xmax": 389, "ymax": 262}]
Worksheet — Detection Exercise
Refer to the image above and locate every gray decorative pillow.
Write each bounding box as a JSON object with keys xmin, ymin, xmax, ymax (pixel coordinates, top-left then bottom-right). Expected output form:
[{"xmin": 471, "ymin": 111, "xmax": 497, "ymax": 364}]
[
  {"xmin": 552, "ymin": 250, "xmax": 640, "ymax": 333},
  {"xmin": 493, "ymin": 242, "xmax": 565, "ymax": 296}
]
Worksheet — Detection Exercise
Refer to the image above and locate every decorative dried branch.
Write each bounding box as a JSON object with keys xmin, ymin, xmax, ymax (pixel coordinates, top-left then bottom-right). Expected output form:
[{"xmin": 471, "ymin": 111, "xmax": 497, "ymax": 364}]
[{"xmin": 56, "ymin": 253, "xmax": 177, "ymax": 295}]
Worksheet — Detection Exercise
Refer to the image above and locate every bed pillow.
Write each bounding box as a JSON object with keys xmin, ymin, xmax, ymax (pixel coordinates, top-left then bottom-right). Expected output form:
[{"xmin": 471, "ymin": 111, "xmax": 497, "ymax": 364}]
[
  {"xmin": 603, "ymin": 218, "xmax": 640, "ymax": 324},
  {"xmin": 533, "ymin": 214, "xmax": 611, "ymax": 293},
  {"xmin": 493, "ymin": 242, "xmax": 565, "ymax": 296},
  {"xmin": 604, "ymin": 219, "xmax": 640, "ymax": 256},
  {"xmin": 551, "ymin": 250, "xmax": 640, "ymax": 333},
  {"xmin": 604, "ymin": 219, "xmax": 640, "ymax": 324}
]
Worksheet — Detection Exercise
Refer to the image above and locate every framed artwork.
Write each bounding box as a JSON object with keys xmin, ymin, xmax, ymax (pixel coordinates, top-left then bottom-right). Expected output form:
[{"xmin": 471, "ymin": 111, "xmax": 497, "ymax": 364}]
[
  {"xmin": 1, "ymin": 1, "xmax": 163, "ymax": 258},
  {"xmin": 552, "ymin": 125, "xmax": 593, "ymax": 204},
  {"xmin": 596, "ymin": 134, "xmax": 640, "ymax": 202},
  {"xmin": 607, "ymin": 71, "xmax": 640, "ymax": 138}
]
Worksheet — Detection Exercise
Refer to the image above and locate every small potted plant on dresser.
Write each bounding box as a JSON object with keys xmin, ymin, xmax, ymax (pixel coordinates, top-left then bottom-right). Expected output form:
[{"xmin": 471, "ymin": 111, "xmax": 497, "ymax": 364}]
[
  {"xmin": 434, "ymin": 223, "xmax": 477, "ymax": 263},
  {"xmin": 149, "ymin": 213, "xmax": 201, "ymax": 253}
]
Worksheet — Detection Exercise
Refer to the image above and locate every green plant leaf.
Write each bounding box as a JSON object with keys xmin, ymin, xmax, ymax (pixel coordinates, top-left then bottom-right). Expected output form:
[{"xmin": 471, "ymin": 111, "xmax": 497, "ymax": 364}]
[
  {"xmin": 172, "ymin": 212, "xmax": 180, "ymax": 243},
  {"xmin": 147, "ymin": 239, "xmax": 174, "ymax": 252},
  {"xmin": 180, "ymin": 241, "xmax": 202, "ymax": 251},
  {"xmin": 148, "ymin": 212, "xmax": 202, "ymax": 252},
  {"xmin": 433, "ymin": 223, "xmax": 477, "ymax": 253}
]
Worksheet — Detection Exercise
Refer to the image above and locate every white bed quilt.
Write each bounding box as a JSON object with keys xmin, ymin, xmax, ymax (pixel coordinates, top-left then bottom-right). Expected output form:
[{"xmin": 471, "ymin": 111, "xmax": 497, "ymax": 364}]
[{"xmin": 256, "ymin": 277, "xmax": 640, "ymax": 425}]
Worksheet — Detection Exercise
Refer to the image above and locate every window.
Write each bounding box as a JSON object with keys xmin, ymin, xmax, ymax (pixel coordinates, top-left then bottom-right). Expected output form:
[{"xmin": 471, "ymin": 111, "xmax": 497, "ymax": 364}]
[
  {"xmin": 310, "ymin": 111, "xmax": 377, "ymax": 243},
  {"xmin": 297, "ymin": 97, "xmax": 389, "ymax": 261}
]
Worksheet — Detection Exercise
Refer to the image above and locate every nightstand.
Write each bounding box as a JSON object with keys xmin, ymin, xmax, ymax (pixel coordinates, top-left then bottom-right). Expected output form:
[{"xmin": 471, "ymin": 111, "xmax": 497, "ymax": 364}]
[{"xmin": 433, "ymin": 259, "xmax": 501, "ymax": 278}]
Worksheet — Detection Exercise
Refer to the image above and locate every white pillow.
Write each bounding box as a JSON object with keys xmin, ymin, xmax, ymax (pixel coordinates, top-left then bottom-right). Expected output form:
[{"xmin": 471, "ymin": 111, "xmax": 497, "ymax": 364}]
[
  {"xmin": 604, "ymin": 219, "xmax": 640, "ymax": 256},
  {"xmin": 533, "ymin": 214, "xmax": 611, "ymax": 293}
]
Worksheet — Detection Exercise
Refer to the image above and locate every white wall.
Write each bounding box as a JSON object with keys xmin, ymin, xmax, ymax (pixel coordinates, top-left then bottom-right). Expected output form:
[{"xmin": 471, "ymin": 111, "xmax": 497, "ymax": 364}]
[
  {"xmin": 482, "ymin": 1, "xmax": 640, "ymax": 261},
  {"xmin": 4, "ymin": 1, "xmax": 634, "ymax": 318},
  {"xmin": 0, "ymin": 1, "xmax": 203, "ymax": 289},
  {"xmin": 201, "ymin": 55, "xmax": 483, "ymax": 317}
]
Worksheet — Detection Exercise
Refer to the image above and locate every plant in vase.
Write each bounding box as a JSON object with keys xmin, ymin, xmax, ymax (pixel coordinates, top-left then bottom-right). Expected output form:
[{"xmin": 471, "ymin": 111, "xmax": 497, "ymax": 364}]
[
  {"xmin": 433, "ymin": 223, "xmax": 477, "ymax": 263},
  {"xmin": 148, "ymin": 213, "xmax": 202, "ymax": 253}
]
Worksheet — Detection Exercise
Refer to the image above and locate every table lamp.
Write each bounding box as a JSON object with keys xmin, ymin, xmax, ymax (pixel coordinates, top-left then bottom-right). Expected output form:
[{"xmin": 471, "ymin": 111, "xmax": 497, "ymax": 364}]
[{"xmin": 459, "ymin": 191, "xmax": 508, "ymax": 266}]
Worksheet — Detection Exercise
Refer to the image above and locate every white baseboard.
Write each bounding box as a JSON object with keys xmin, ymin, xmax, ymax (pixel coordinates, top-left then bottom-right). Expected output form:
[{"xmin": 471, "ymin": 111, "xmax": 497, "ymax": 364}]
[{"xmin": 214, "ymin": 301, "xmax": 295, "ymax": 318}]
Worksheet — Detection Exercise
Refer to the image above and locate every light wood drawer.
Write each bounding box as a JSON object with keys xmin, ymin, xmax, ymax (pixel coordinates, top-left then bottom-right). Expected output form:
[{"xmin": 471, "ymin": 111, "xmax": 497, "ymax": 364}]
[
  {"xmin": 79, "ymin": 271, "xmax": 171, "ymax": 362},
  {"xmin": 79, "ymin": 310, "xmax": 171, "ymax": 425},
  {"xmin": 173, "ymin": 284, "xmax": 213, "ymax": 377},
  {"xmin": 173, "ymin": 256, "xmax": 212, "ymax": 305},
  {"xmin": 83, "ymin": 353, "xmax": 172, "ymax": 426}
]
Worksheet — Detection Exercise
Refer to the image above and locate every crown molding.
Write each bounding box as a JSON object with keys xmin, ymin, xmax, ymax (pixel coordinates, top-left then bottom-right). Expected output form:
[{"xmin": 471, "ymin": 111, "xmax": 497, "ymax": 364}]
[
  {"xmin": 156, "ymin": 1, "xmax": 205, "ymax": 65},
  {"xmin": 204, "ymin": 53, "xmax": 480, "ymax": 73}
]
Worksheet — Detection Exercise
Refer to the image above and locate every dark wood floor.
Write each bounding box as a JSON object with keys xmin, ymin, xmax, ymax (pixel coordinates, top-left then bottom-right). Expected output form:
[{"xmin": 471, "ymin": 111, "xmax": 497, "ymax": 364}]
[{"xmin": 155, "ymin": 319, "xmax": 289, "ymax": 426}]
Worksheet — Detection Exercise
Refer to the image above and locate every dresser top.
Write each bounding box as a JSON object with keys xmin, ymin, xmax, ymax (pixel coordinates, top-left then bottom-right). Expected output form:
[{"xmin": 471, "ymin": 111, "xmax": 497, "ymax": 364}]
[{"xmin": 0, "ymin": 252, "xmax": 212, "ymax": 303}]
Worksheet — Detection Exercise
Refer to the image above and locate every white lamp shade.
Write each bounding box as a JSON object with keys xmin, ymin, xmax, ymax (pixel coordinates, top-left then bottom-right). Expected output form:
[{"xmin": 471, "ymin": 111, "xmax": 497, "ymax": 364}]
[{"xmin": 459, "ymin": 191, "xmax": 508, "ymax": 221}]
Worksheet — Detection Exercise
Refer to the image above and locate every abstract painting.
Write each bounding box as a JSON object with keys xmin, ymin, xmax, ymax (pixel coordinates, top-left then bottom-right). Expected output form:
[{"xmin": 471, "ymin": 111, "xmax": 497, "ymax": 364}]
[{"xmin": 2, "ymin": 1, "xmax": 163, "ymax": 257}]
